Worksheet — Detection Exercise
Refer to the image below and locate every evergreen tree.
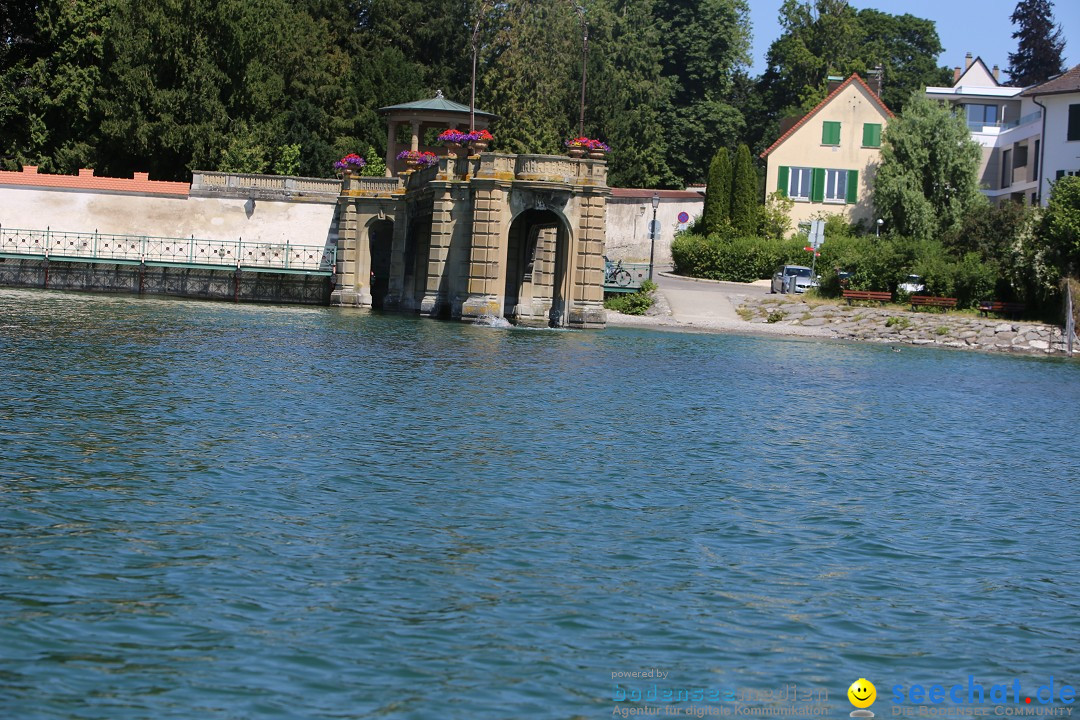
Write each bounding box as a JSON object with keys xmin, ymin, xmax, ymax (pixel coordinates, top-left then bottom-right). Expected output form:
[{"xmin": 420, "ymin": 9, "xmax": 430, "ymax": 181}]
[
  {"xmin": 1006, "ymin": 0, "xmax": 1066, "ymax": 87},
  {"xmin": 480, "ymin": 0, "xmax": 578, "ymax": 154},
  {"xmin": 588, "ymin": 0, "xmax": 678, "ymax": 188},
  {"xmin": 730, "ymin": 144, "xmax": 758, "ymax": 236},
  {"xmin": 702, "ymin": 148, "xmax": 732, "ymax": 233},
  {"xmin": 0, "ymin": 0, "xmax": 110, "ymax": 172},
  {"xmin": 872, "ymin": 95, "xmax": 984, "ymax": 241},
  {"xmin": 653, "ymin": 0, "xmax": 750, "ymax": 186}
]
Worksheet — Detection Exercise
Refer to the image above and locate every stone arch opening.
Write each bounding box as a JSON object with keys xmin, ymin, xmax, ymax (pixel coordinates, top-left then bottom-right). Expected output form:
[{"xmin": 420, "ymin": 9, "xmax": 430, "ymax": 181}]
[
  {"xmin": 368, "ymin": 219, "xmax": 394, "ymax": 309},
  {"xmin": 503, "ymin": 208, "xmax": 571, "ymax": 327},
  {"xmin": 402, "ymin": 217, "xmax": 432, "ymax": 311}
]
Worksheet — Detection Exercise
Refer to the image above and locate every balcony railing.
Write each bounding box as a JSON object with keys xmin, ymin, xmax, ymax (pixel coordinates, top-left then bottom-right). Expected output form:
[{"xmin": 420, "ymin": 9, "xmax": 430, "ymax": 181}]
[
  {"xmin": 967, "ymin": 110, "xmax": 1042, "ymax": 133},
  {"xmin": 0, "ymin": 226, "xmax": 335, "ymax": 275}
]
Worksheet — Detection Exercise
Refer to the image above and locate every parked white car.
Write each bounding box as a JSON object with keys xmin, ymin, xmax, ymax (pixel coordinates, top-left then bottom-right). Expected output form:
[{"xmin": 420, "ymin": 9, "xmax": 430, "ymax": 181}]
[{"xmin": 898, "ymin": 274, "xmax": 926, "ymax": 294}]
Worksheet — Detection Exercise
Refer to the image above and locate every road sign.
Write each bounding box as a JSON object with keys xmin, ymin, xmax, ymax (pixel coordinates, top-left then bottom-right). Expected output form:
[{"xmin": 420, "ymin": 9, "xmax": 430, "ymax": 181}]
[
  {"xmin": 677, "ymin": 211, "xmax": 690, "ymax": 224},
  {"xmin": 649, "ymin": 219, "xmax": 662, "ymax": 236},
  {"xmin": 809, "ymin": 219, "xmax": 825, "ymax": 249}
]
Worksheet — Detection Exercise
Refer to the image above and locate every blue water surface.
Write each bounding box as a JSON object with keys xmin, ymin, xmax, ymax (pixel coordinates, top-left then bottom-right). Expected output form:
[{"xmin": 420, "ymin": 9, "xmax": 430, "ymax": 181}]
[{"xmin": 1, "ymin": 288, "xmax": 1078, "ymax": 719}]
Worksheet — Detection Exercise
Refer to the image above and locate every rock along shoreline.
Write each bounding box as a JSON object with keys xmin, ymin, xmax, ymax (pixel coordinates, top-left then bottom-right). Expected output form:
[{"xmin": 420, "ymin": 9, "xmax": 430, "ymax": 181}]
[{"xmin": 737, "ymin": 295, "xmax": 1070, "ymax": 357}]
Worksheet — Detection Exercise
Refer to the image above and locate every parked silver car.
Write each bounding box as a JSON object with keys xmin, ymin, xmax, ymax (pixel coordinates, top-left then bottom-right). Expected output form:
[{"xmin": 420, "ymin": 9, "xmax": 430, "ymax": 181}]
[{"xmin": 771, "ymin": 265, "xmax": 817, "ymax": 294}]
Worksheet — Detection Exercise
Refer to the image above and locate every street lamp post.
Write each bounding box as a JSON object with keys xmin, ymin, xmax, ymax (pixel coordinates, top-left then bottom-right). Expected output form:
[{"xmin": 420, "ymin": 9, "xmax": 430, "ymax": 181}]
[
  {"xmin": 470, "ymin": 2, "xmax": 494, "ymax": 132},
  {"xmin": 876, "ymin": 218, "xmax": 883, "ymax": 237},
  {"xmin": 649, "ymin": 193, "xmax": 659, "ymax": 280},
  {"xmin": 573, "ymin": 4, "xmax": 589, "ymax": 137}
]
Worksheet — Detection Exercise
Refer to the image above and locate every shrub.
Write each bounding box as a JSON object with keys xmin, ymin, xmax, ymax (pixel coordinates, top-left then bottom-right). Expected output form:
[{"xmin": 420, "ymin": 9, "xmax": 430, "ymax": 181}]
[{"xmin": 671, "ymin": 233, "xmax": 806, "ymax": 282}]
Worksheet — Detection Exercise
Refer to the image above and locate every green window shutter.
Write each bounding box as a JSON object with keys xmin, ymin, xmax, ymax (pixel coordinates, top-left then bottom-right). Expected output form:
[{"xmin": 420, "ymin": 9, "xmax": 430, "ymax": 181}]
[
  {"xmin": 846, "ymin": 170, "xmax": 858, "ymax": 203},
  {"xmin": 862, "ymin": 123, "xmax": 881, "ymax": 147},
  {"xmin": 811, "ymin": 168, "xmax": 826, "ymax": 202},
  {"xmin": 777, "ymin": 166, "xmax": 789, "ymax": 196},
  {"xmin": 822, "ymin": 121, "xmax": 840, "ymax": 145}
]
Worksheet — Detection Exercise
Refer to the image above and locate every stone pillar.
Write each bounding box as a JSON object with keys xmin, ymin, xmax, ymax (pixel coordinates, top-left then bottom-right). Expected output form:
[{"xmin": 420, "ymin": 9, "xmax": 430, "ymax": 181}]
[
  {"xmin": 410, "ymin": 121, "xmax": 420, "ymax": 152},
  {"xmin": 568, "ymin": 191, "xmax": 607, "ymax": 328},
  {"xmin": 461, "ymin": 182, "xmax": 509, "ymax": 320},
  {"xmin": 386, "ymin": 122, "xmax": 397, "ymax": 178},
  {"xmin": 354, "ymin": 209, "xmax": 373, "ymax": 308},
  {"xmin": 330, "ymin": 182, "xmax": 361, "ymax": 306},
  {"xmin": 420, "ymin": 183, "xmax": 455, "ymax": 317},
  {"xmin": 383, "ymin": 201, "xmax": 410, "ymax": 309},
  {"xmin": 515, "ymin": 225, "xmax": 557, "ymax": 327}
]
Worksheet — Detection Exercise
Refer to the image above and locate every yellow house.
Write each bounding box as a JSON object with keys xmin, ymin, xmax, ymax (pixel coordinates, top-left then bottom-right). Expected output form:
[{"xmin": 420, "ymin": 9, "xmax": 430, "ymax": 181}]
[{"xmin": 761, "ymin": 73, "xmax": 893, "ymax": 228}]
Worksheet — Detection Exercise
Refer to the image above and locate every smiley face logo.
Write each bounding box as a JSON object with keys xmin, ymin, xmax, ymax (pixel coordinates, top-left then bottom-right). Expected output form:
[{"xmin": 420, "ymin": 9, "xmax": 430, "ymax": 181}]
[{"xmin": 848, "ymin": 678, "xmax": 876, "ymax": 709}]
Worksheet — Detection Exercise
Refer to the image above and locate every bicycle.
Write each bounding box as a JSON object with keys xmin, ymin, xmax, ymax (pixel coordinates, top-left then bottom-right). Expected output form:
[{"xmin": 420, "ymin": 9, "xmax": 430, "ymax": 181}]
[{"xmin": 604, "ymin": 257, "xmax": 632, "ymax": 287}]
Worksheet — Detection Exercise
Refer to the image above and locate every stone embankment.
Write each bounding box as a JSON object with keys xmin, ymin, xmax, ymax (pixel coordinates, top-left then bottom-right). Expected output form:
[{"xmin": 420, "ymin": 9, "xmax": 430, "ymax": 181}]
[{"xmin": 738, "ymin": 296, "xmax": 1071, "ymax": 356}]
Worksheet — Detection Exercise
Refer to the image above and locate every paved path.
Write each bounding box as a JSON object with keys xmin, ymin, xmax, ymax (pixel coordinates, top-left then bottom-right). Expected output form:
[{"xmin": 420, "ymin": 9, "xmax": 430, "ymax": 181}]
[{"xmin": 606, "ymin": 269, "xmax": 828, "ymax": 338}]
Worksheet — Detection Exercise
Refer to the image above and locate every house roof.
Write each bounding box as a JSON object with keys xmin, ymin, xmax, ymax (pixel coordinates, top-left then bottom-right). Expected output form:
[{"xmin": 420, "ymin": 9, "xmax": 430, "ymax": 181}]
[
  {"xmin": 378, "ymin": 90, "xmax": 495, "ymax": 118},
  {"xmin": 954, "ymin": 56, "xmax": 1000, "ymax": 88},
  {"xmin": 1021, "ymin": 64, "xmax": 1080, "ymax": 97},
  {"xmin": 760, "ymin": 74, "xmax": 893, "ymax": 158},
  {"xmin": 609, "ymin": 188, "xmax": 704, "ymax": 200}
]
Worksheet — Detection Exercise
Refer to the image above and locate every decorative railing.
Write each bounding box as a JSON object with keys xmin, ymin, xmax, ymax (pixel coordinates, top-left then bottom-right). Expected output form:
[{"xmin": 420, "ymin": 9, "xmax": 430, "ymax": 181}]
[
  {"xmin": 343, "ymin": 175, "xmax": 403, "ymax": 196},
  {"xmin": 469, "ymin": 153, "xmax": 608, "ymax": 186},
  {"xmin": 0, "ymin": 226, "xmax": 335, "ymax": 275},
  {"xmin": 191, "ymin": 171, "xmax": 342, "ymax": 200}
]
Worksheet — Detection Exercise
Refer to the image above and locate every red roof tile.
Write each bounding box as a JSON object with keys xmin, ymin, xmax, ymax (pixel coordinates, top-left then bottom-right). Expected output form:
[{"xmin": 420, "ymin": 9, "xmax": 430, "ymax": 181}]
[
  {"xmin": 1021, "ymin": 64, "xmax": 1080, "ymax": 97},
  {"xmin": 0, "ymin": 167, "xmax": 189, "ymax": 196},
  {"xmin": 760, "ymin": 74, "xmax": 893, "ymax": 158}
]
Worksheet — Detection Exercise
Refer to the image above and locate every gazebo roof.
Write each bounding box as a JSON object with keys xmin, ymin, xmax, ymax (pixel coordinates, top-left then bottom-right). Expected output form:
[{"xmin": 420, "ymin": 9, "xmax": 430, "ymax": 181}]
[{"xmin": 378, "ymin": 90, "xmax": 496, "ymax": 119}]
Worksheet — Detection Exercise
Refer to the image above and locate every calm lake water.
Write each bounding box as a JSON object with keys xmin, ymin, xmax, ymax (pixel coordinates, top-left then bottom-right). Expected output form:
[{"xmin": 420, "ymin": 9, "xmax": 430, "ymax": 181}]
[{"xmin": 1, "ymin": 288, "xmax": 1078, "ymax": 719}]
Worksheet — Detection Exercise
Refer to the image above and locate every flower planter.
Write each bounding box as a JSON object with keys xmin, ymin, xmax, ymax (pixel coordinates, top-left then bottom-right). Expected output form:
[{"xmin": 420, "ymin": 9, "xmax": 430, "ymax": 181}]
[
  {"xmin": 471, "ymin": 140, "xmax": 489, "ymax": 153},
  {"xmin": 588, "ymin": 151, "xmax": 607, "ymax": 160},
  {"xmin": 567, "ymin": 148, "xmax": 585, "ymax": 159}
]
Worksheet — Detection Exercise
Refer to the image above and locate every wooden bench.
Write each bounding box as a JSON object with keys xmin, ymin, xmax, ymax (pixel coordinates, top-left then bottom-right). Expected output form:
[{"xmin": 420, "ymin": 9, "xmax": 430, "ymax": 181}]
[
  {"xmin": 979, "ymin": 300, "xmax": 1026, "ymax": 318},
  {"xmin": 842, "ymin": 290, "xmax": 892, "ymax": 304},
  {"xmin": 910, "ymin": 295, "xmax": 957, "ymax": 311}
]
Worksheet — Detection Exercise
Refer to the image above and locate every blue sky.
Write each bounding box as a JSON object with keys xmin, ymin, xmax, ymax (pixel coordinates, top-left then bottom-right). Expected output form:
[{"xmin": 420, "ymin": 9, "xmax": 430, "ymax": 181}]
[{"xmin": 747, "ymin": 0, "xmax": 1080, "ymax": 80}]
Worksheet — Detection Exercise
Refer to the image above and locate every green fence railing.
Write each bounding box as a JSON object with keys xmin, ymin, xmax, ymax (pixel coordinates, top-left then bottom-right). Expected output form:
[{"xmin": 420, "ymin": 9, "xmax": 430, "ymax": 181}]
[{"xmin": 0, "ymin": 226, "xmax": 335, "ymax": 275}]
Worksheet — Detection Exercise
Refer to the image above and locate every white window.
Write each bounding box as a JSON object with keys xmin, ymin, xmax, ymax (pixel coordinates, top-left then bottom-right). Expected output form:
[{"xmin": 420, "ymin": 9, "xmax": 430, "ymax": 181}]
[
  {"xmin": 824, "ymin": 169, "xmax": 847, "ymax": 202},
  {"xmin": 788, "ymin": 167, "xmax": 812, "ymax": 201}
]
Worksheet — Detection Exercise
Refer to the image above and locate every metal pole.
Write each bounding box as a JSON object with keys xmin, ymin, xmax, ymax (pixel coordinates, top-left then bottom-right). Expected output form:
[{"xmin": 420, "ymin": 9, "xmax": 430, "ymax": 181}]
[
  {"xmin": 470, "ymin": 2, "xmax": 491, "ymax": 133},
  {"xmin": 649, "ymin": 204, "xmax": 657, "ymax": 281},
  {"xmin": 1067, "ymin": 281, "xmax": 1074, "ymax": 356},
  {"xmin": 575, "ymin": 4, "xmax": 588, "ymax": 137}
]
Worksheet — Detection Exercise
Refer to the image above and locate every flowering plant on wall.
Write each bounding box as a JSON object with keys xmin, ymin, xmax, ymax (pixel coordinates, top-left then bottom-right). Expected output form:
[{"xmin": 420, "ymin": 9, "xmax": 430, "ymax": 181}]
[
  {"xmin": 438, "ymin": 128, "xmax": 493, "ymax": 144},
  {"xmin": 396, "ymin": 150, "xmax": 439, "ymax": 167},
  {"xmin": 565, "ymin": 137, "xmax": 610, "ymax": 152},
  {"xmin": 333, "ymin": 153, "xmax": 366, "ymax": 171}
]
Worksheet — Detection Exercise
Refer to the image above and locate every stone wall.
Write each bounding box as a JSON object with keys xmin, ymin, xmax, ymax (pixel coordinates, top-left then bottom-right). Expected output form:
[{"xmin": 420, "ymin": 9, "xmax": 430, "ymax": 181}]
[
  {"xmin": 605, "ymin": 190, "xmax": 703, "ymax": 265},
  {"xmin": 0, "ymin": 259, "xmax": 330, "ymax": 305}
]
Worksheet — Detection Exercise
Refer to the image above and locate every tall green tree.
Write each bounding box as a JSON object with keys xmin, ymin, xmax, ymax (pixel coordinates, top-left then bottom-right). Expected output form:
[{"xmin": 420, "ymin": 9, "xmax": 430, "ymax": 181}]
[
  {"xmin": 1006, "ymin": 0, "xmax": 1066, "ymax": 87},
  {"xmin": 480, "ymin": 0, "xmax": 578, "ymax": 154},
  {"xmin": 872, "ymin": 95, "xmax": 984, "ymax": 241},
  {"xmin": 588, "ymin": 0, "xmax": 678, "ymax": 188},
  {"xmin": 730, "ymin": 144, "xmax": 758, "ymax": 236},
  {"xmin": 653, "ymin": 0, "xmax": 750, "ymax": 185},
  {"xmin": 749, "ymin": 0, "xmax": 949, "ymax": 155},
  {"xmin": 702, "ymin": 148, "xmax": 732, "ymax": 233},
  {"xmin": 0, "ymin": 0, "xmax": 110, "ymax": 172}
]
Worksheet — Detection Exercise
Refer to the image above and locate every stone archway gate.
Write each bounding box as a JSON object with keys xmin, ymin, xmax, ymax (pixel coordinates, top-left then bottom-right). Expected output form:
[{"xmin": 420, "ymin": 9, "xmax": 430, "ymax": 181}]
[{"xmin": 331, "ymin": 153, "xmax": 609, "ymax": 329}]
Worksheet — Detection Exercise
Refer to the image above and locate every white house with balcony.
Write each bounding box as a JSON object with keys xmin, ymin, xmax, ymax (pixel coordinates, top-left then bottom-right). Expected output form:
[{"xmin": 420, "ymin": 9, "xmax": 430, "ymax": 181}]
[
  {"xmin": 1021, "ymin": 64, "xmax": 1080, "ymax": 205},
  {"xmin": 926, "ymin": 54, "xmax": 1043, "ymax": 205}
]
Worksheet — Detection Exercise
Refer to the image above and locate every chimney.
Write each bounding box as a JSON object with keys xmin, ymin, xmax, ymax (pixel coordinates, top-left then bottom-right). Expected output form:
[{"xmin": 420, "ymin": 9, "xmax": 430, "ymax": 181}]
[
  {"xmin": 827, "ymin": 75, "xmax": 844, "ymax": 94},
  {"xmin": 965, "ymin": 52, "xmax": 973, "ymax": 70},
  {"xmin": 992, "ymin": 65, "xmax": 1000, "ymax": 82},
  {"xmin": 78, "ymin": 168, "xmax": 94, "ymax": 177},
  {"xmin": 954, "ymin": 66, "xmax": 962, "ymax": 84},
  {"xmin": 22, "ymin": 165, "xmax": 38, "ymax": 174}
]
